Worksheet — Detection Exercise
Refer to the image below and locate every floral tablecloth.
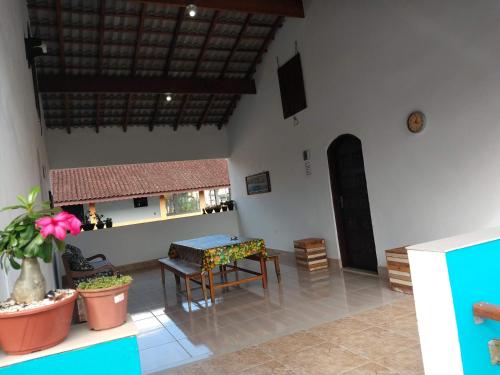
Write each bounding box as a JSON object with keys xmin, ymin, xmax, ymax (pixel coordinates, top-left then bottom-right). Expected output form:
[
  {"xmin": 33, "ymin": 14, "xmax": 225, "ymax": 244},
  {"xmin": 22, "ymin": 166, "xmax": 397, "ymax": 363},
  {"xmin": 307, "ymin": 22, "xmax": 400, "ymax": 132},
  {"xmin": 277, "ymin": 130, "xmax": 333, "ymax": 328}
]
[{"xmin": 168, "ymin": 234, "xmax": 267, "ymax": 272}]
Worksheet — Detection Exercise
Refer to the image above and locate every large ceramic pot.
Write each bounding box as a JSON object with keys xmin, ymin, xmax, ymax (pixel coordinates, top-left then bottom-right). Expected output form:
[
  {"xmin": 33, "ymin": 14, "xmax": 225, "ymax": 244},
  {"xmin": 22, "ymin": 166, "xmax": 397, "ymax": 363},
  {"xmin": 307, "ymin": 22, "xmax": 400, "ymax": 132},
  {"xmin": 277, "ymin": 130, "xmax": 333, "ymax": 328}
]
[
  {"xmin": 0, "ymin": 292, "xmax": 78, "ymax": 355},
  {"xmin": 78, "ymin": 284, "xmax": 130, "ymax": 331}
]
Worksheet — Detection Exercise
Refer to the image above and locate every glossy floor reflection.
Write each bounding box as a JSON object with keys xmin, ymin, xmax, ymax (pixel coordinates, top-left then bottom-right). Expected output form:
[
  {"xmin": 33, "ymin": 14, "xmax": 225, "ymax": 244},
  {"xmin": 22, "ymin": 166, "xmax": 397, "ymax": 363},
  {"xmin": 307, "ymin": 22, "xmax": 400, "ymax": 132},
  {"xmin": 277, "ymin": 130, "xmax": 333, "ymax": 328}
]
[{"xmin": 128, "ymin": 255, "xmax": 413, "ymax": 374}]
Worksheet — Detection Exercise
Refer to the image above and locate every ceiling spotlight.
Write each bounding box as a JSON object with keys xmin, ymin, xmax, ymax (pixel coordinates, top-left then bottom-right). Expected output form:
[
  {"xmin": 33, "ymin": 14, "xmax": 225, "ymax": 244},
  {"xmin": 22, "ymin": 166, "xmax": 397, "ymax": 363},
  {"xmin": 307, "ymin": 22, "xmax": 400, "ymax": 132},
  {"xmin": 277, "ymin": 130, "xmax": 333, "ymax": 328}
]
[
  {"xmin": 186, "ymin": 4, "xmax": 197, "ymax": 18},
  {"xmin": 165, "ymin": 93, "xmax": 172, "ymax": 102}
]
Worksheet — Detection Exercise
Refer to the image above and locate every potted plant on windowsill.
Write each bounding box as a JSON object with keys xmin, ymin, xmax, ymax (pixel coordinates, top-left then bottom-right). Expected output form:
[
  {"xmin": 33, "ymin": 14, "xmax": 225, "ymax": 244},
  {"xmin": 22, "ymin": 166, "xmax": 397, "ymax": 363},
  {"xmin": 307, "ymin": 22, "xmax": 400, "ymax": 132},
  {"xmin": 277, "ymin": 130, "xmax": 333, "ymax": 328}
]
[
  {"xmin": 105, "ymin": 217, "xmax": 113, "ymax": 228},
  {"xmin": 77, "ymin": 275, "xmax": 132, "ymax": 331},
  {"xmin": 0, "ymin": 187, "xmax": 81, "ymax": 354},
  {"xmin": 213, "ymin": 204, "xmax": 222, "ymax": 213},
  {"xmin": 205, "ymin": 206, "xmax": 214, "ymax": 214},
  {"xmin": 81, "ymin": 214, "xmax": 95, "ymax": 231},
  {"xmin": 95, "ymin": 214, "xmax": 105, "ymax": 229},
  {"xmin": 226, "ymin": 200, "xmax": 235, "ymax": 211}
]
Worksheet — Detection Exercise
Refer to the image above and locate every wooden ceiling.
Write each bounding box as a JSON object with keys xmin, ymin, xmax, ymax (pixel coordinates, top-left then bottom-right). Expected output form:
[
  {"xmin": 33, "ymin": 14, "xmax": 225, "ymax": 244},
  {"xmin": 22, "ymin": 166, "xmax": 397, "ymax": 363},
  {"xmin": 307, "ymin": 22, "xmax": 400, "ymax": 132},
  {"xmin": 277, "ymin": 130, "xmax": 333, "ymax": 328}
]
[{"xmin": 27, "ymin": 0, "xmax": 304, "ymax": 133}]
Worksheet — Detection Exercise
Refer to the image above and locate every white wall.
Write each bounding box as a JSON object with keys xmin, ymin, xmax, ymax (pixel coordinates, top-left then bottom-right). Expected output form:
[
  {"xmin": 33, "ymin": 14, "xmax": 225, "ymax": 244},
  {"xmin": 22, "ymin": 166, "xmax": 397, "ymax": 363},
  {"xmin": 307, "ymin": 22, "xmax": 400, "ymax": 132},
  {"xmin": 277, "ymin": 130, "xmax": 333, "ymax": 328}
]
[
  {"xmin": 0, "ymin": 0, "xmax": 54, "ymax": 300},
  {"xmin": 91, "ymin": 197, "xmax": 162, "ymax": 225},
  {"xmin": 228, "ymin": 0, "xmax": 500, "ymax": 266},
  {"xmin": 65, "ymin": 211, "xmax": 239, "ymax": 267},
  {"xmin": 47, "ymin": 125, "xmax": 229, "ymax": 169}
]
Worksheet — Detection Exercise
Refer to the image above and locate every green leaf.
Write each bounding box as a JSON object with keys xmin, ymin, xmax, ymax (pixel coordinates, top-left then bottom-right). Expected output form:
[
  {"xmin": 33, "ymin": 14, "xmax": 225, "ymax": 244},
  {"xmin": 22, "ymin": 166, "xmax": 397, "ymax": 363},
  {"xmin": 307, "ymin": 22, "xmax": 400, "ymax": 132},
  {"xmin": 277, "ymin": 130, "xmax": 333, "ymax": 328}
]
[
  {"xmin": 16, "ymin": 195, "xmax": 29, "ymax": 207},
  {"xmin": 24, "ymin": 233, "xmax": 44, "ymax": 258},
  {"xmin": 36, "ymin": 241, "xmax": 53, "ymax": 263},
  {"xmin": 8, "ymin": 256, "xmax": 21, "ymax": 270},
  {"xmin": 8, "ymin": 236, "xmax": 18, "ymax": 248},
  {"xmin": 0, "ymin": 205, "xmax": 25, "ymax": 212},
  {"xmin": 27, "ymin": 186, "xmax": 40, "ymax": 205},
  {"xmin": 54, "ymin": 238, "xmax": 66, "ymax": 252}
]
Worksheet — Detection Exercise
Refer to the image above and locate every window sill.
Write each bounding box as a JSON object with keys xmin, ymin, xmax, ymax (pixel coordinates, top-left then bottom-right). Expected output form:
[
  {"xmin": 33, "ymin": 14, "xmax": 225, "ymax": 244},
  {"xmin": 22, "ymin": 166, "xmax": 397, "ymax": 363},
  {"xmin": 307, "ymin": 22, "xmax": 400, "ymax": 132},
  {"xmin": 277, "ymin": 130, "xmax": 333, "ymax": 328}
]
[{"xmin": 85, "ymin": 210, "xmax": 235, "ymax": 230}]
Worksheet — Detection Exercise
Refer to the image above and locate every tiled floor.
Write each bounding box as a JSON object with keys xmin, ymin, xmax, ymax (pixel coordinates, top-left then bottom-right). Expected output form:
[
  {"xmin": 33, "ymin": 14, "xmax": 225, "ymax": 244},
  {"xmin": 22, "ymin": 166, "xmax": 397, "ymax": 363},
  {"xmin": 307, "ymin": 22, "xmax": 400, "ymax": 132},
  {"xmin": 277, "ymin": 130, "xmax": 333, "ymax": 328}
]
[{"xmin": 128, "ymin": 255, "xmax": 421, "ymax": 374}]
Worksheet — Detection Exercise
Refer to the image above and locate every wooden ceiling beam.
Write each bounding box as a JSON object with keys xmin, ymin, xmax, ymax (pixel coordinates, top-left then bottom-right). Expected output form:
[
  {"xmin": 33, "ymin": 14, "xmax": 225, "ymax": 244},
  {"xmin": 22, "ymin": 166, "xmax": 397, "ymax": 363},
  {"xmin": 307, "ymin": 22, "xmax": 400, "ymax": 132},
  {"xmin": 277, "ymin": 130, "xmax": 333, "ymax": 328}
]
[
  {"xmin": 177, "ymin": 11, "xmax": 219, "ymax": 130},
  {"xmin": 222, "ymin": 16, "xmax": 282, "ymax": 129},
  {"xmin": 219, "ymin": 16, "xmax": 282, "ymax": 129},
  {"xmin": 45, "ymin": 53, "xmax": 256, "ymax": 65},
  {"xmin": 42, "ymin": 65, "xmax": 248, "ymax": 75},
  {"xmin": 131, "ymin": 0, "xmax": 304, "ymax": 18},
  {"xmin": 28, "ymin": 4, "xmax": 278, "ymax": 27},
  {"xmin": 96, "ymin": 0, "xmax": 106, "ymax": 133},
  {"xmin": 198, "ymin": 13, "xmax": 251, "ymax": 130},
  {"xmin": 123, "ymin": 4, "xmax": 147, "ymax": 132},
  {"xmin": 149, "ymin": 7, "xmax": 185, "ymax": 131},
  {"xmin": 55, "ymin": 0, "xmax": 71, "ymax": 134},
  {"xmin": 30, "ymin": 21, "xmax": 270, "ymax": 41},
  {"xmin": 40, "ymin": 37, "xmax": 261, "ymax": 53}
]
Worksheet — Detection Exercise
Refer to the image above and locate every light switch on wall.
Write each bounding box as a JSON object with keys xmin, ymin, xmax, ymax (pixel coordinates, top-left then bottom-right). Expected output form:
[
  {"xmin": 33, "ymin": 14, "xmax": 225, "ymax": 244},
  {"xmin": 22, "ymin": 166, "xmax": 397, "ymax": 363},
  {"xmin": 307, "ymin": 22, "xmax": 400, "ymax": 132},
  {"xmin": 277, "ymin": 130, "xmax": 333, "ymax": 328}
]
[{"xmin": 303, "ymin": 150, "xmax": 311, "ymax": 176}]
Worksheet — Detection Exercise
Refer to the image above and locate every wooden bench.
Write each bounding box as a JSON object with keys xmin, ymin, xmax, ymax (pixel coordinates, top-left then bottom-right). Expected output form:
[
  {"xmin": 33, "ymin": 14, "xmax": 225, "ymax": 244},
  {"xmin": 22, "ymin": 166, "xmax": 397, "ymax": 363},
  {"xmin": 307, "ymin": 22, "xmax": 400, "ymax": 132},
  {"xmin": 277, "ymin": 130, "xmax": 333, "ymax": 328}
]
[
  {"xmin": 245, "ymin": 249, "xmax": 281, "ymax": 283},
  {"xmin": 158, "ymin": 258, "xmax": 208, "ymax": 311}
]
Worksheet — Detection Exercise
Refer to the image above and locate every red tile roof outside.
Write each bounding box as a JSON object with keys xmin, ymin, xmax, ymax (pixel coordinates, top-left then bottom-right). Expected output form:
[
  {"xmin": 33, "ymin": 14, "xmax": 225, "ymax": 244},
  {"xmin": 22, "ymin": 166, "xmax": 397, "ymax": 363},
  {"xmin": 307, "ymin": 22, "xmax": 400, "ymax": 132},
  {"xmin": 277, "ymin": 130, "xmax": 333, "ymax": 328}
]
[{"xmin": 50, "ymin": 159, "xmax": 229, "ymax": 206}]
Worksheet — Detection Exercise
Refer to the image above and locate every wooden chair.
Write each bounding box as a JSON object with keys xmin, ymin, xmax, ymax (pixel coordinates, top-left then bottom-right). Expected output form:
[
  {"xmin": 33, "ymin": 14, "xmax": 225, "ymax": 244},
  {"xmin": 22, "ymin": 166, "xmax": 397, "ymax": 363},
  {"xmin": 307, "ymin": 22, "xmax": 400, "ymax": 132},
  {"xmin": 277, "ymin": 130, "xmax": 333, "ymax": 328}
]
[
  {"xmin": 159, "ymin": 258, "xmax": 208, "ymax": 311},
  {"xmin": 246, "ymin": 248, "xmax": 281, "ymax": 283},
  {"xmin": 61, "ymin": 248, "xmax": 117, "ymax": 288}
]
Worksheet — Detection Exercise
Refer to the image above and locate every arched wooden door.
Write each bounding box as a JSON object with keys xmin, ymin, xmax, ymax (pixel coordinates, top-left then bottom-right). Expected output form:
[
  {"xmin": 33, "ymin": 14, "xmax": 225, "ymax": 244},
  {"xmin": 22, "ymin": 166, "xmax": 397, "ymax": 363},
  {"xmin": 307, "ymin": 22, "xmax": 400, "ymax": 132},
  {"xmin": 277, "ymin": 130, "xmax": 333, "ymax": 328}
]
[{"xmin": 327, "ymin": 134, "xmax": 378, "ymax": 272}]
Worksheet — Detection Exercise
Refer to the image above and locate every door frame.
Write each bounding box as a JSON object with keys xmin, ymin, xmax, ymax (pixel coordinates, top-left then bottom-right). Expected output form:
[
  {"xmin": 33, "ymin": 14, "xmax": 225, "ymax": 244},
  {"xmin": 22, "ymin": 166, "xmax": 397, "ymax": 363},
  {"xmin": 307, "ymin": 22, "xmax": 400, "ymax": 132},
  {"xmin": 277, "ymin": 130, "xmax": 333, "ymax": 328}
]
[{"xmin": 327, "ymin": 134, "xmax": 378, "ymax": 272}]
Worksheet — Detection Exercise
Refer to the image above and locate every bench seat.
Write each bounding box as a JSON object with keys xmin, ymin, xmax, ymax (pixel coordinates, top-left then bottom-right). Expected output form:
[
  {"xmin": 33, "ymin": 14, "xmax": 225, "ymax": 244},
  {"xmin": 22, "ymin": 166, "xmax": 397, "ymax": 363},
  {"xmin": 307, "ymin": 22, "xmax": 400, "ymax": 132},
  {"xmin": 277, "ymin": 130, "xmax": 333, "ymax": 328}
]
[{"xmin": 158, "ymin": 257, "xmax": 208, "ymax": 310}]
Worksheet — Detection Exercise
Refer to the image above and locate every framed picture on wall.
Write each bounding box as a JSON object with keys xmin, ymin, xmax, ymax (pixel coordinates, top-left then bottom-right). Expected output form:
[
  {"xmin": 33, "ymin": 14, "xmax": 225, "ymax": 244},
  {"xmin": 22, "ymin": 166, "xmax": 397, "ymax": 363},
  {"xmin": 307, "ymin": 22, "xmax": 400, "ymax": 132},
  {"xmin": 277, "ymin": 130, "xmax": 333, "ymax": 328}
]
[{"xmin": 246, "ymin": 171, "xmax": 271, "ymax": 195}]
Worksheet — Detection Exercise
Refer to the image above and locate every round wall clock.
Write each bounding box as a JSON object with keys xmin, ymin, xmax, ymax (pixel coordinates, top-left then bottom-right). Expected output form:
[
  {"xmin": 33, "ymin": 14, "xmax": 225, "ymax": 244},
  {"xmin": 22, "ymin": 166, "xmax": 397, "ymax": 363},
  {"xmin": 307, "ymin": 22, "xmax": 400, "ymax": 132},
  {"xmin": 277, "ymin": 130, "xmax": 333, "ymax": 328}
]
[{"xmin": 407, "ymin": 111, "xmax": 426, "ymax": 133}]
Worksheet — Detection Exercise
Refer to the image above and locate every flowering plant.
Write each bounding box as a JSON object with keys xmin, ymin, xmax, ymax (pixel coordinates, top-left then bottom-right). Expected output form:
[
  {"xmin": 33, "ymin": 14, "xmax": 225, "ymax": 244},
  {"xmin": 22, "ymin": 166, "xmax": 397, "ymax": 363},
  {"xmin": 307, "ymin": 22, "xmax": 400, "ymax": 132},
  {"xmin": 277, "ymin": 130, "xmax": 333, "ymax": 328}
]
[{"xmin": 0, "ymin": 186, "xmax": 81, "ymax": 270}]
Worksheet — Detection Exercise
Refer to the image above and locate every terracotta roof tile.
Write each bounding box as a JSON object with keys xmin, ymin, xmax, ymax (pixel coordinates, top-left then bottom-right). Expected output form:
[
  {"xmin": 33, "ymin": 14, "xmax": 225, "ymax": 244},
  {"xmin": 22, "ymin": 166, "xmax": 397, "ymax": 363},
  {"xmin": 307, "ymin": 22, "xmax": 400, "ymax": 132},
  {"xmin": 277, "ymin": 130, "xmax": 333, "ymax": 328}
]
[{"xmin": 50, "ymin": 159, "xmax": 229, "ymax": 206}]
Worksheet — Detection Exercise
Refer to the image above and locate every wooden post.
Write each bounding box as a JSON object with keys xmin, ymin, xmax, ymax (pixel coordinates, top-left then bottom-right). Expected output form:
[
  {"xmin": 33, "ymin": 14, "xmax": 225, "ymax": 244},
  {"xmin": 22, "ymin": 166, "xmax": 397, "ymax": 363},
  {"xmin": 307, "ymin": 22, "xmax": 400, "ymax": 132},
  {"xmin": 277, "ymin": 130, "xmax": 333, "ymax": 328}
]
[
  {"xmin": 199, "ymin": 190, "xmax": 206, "ymax": 211},
  {"xmin": 88, "ymin": 202, "xmax": 96, "ymax": 224},
  {"xmin": 159, "ymin": 195, "xmax": 167, "ymax": 219}
]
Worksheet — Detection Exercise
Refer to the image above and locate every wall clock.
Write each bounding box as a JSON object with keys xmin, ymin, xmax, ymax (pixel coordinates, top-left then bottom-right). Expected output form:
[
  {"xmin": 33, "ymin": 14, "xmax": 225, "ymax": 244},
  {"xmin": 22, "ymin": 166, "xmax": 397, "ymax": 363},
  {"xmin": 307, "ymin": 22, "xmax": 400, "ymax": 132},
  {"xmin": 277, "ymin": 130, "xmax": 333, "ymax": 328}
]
[{"xmin": 407, "ymin": 111, "xmax": 426, "ymax": 133}]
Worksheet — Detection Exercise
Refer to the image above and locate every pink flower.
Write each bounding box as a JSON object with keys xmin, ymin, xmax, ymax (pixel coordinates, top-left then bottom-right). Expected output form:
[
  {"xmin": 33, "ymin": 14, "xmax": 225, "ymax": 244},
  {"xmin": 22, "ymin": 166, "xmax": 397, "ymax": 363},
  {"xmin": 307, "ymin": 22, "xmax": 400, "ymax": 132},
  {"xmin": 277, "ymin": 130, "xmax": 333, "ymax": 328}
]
[
  {"xmin": 56, "ymin": 212, "xmax": 82, "ymax": 235},
  {"xmin": 35, "ymin": 212, "xmax": 82, "ymax": 240}
]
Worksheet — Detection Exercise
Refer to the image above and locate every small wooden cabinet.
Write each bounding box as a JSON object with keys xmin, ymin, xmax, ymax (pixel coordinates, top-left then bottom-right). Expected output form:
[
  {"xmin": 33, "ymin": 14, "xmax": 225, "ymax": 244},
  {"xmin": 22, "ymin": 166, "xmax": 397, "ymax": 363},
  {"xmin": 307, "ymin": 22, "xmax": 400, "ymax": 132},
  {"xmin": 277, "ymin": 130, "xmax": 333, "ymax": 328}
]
[
  {"xmin": 385, "ymin": 247, "xmax": 413, "ymax": 295},
  {"xmin": 293, "ymin": 238, "xmax": 328, "ymax": 271}
]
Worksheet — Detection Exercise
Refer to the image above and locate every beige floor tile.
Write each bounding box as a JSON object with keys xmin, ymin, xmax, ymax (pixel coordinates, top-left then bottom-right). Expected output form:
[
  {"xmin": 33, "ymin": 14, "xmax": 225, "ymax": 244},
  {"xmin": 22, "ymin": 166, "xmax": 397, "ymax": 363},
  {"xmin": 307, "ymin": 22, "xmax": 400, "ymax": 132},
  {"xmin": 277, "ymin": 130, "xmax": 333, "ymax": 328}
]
[
  {"xmin": 202, "ymin": 347, "xmax": 273, "ymax": 375},
  {"xmin": 340, "ymin": 362, "xmax": 398, "ymax": 375},
  {"xmin": 282, "ymin": 344, "xmax": 368, "ymax": 375},
  {"xmin": 351, "ymin": 304, "xmax": 411, "ymax": 325},
  {"xmin": 336, "ymin": 327, "xmax": 418, "ymax": 360},
  {"xmin": 158, "ymin": 363, "xmax": 207, "ymax": 375},
  {"xmin": 388, "ymin": 297, "xmax": 416, "ymax": 312},
  {"xmin": 257, "ymin": 330, "xmax": 325, "ymax": 358},
  {"xmin": 237, "ymin": 360, "xmax": 297, "ymax": 375},
  {"xmin": 376, "ymin": 346, "xmax": 424, "ymax": 375},
  {"xmin": 378, "ymin": 313, "xmax": 419, "ymax": 338},
  {"xmin": 308, "ymin": 317, "xmax": 374, "ymax": 343}
]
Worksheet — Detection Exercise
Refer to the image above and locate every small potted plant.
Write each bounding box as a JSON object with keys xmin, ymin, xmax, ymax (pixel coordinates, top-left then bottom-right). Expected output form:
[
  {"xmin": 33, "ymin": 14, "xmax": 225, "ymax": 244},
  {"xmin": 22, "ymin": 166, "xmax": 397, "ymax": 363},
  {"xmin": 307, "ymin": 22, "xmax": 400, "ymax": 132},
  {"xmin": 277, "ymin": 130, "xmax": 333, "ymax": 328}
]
[
  {"xmin": 95, "ymin": 214, "xmax": 105, "ymax": 229},
  {"xmin": 77, "ymin": 275, "xmax": 133, "ymax": 331},
  {"xmin": 81, "ymin": 214, "xmax": 95, "ymax": 231},
  {"xmin": 205, "ymin": 206, "xmax": 214, "ymax": 214},
  {"xmin": 226, "ymin": 200, "xmax": 235, "ymax": 211},
  {"xmin": 221, "ymin": 203, "xmax": 228, "ymax": 212},
  {"xmin": 105, "ymin": 217, "xmax": 113, "ymax": 228},
  {"xmin": 213, "ymin": 204, "xmax": 222, "ymax": 213},
  {"xmin": 0, "ymin": 187, "xmax": 81, "ymax": 354}
]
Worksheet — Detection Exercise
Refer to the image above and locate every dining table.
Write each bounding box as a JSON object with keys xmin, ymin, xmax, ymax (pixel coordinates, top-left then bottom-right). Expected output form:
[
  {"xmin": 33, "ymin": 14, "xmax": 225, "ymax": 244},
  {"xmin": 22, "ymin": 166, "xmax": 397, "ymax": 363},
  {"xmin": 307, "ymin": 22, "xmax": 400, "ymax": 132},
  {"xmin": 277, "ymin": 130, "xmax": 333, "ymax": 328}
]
[{"xmin": 168, "ymin": 234, "xmax": 268, "ymax": 303}]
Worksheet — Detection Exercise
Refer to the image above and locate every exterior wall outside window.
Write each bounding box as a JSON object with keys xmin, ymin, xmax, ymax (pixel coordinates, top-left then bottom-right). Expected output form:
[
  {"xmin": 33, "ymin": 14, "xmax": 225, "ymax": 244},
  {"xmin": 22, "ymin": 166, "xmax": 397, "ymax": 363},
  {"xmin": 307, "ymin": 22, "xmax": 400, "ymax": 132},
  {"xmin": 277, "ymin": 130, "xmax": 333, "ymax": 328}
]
[
  {"xmin": 166, "ymin": 192, "xmax": 200, "ymax": 216},
  {"xmin": 91, "ymin": 197, "xmax": 162, "ymax": 225},
  {"xmin": 205, "ymin": 188, "xmax": 231, "ymax": 206}
]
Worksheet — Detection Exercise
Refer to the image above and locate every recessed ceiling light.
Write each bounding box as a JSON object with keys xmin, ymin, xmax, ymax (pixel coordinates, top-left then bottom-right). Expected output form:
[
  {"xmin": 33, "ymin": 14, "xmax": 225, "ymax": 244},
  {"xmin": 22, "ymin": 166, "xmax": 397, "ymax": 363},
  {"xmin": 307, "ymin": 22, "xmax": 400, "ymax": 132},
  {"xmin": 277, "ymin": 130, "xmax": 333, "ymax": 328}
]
[
  {"xmin": 187, "ymin": 4, "xmax": 197, "ymax": 18},
  {"xmin": 165, "ymin": 93, "xmax": 172, "ymax": 102}
]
